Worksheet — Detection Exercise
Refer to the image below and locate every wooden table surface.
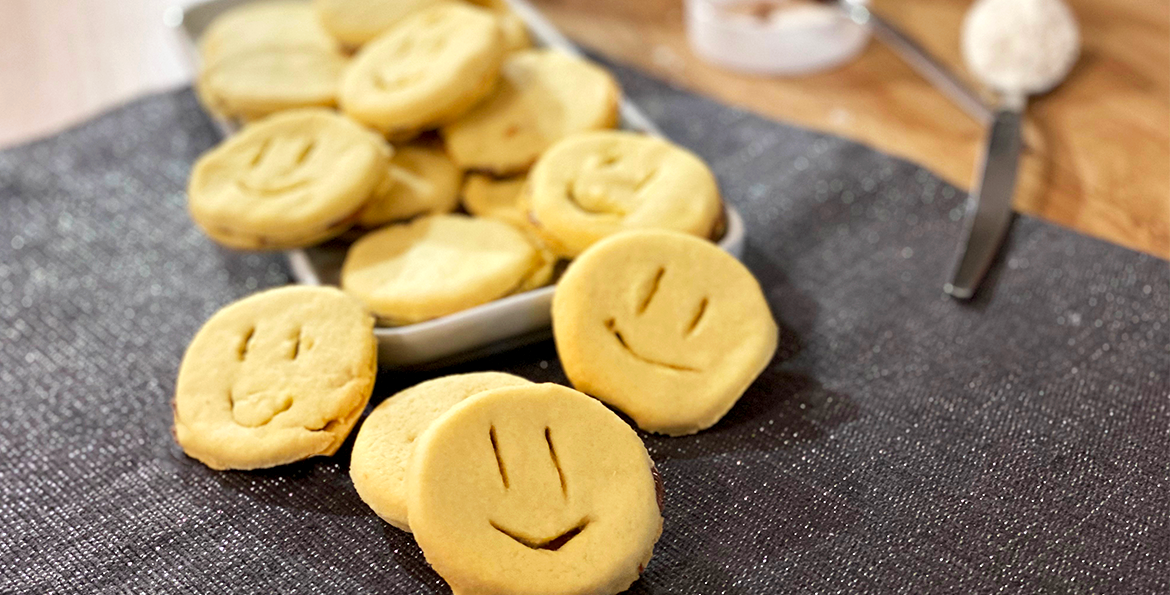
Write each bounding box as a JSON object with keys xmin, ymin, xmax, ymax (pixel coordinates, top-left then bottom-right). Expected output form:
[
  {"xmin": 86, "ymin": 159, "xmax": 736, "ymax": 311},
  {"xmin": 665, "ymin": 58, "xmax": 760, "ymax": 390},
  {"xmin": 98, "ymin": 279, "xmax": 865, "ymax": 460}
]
[{"xmin": 1, "ymin": 0, "xmax": 1167, "ymax": 257}]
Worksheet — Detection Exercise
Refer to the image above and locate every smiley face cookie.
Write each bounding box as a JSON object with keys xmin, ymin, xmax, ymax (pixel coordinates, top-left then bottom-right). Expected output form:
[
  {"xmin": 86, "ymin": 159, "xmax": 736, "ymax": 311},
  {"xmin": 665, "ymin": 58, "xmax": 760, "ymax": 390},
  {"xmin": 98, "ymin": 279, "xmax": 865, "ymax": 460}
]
[
  {"xmin": 350, "ymin": 372, "xmax": 532, "ymax": 531},
  {"xmin": 198, "ymin": 1, "xmax": 339, "ymax": 65},
  {"xmin": 173, "ymin": 286, "xmax": 377, "ymax": 470},
  {"xmin": 314, "ymin": 0, "xmax": 446, "ymax": 48},
  {"xmin": 197, "ymin": 46, "xmax": 348, "ymax": 122},
  {"xmin": 358, "ymin": 143, "xmax": 463, "ymax": 228},
  {"xmin": 552, "ymin": 230, "xmax": 778, "ymax": 435},
  {"xmin": 442, "ymin": 49, "xmax": 621, "ymax": 175},
  {"xmin": 340, "ymin": 214, "xmax": 540, "ymax": 324},
  {"xmin": 188, "ymin": 108, "xmax": 390, "ymax": 250},
  {"xmin": 408, "ymin": 383, "xmax": 662, "ymax": 595},
  {"xmin": 526, "ymin": 131, "xmax": 723, "ymax": 258},
  {"xmin": 339, "ymin": 4, "xmax": 505, "ymax": 138}
]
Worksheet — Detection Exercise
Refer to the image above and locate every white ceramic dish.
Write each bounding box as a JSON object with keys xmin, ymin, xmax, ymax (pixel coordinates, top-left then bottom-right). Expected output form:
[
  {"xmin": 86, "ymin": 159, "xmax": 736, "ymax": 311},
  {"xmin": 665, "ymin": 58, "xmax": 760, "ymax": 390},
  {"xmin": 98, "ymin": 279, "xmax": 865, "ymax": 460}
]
[
  {"xmin": 685, "ymin": 0, "xmax": 870, "ymax": 75},
  {"xmin": 172, "ymin": 0, "xmax": 746, "ymax": 368}
]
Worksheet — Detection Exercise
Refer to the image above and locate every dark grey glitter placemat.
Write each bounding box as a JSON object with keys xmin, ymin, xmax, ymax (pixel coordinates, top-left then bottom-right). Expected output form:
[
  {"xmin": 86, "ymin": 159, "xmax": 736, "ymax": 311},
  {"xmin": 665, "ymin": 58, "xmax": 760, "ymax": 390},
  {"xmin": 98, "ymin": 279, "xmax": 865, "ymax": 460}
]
[{"xmin": 1, "ymin": 63, "xmax": 1167, "ymax": 594}]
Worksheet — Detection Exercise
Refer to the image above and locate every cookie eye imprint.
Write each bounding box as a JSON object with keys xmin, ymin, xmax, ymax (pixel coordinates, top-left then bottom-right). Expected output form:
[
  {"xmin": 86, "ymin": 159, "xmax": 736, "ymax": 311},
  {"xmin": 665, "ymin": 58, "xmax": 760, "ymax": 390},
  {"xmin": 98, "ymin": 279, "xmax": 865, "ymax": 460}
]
[
  {"xmin": 407, "ymin": 383, "xmax": 662, "ymax": 595},
  {"xmin": 526, "ymin": 131, "xmax": 723, "ymax": 258},
  {"xmin": 340, "ymin": 4, "xmax": 506, "ymax": 138},
  {"xmin": 552, "ymin": 230, "xmax": 778, "ymax": 436},
  {"xmin": 172, "ymin": 286, "xmax": 378, "ymax": 470}
]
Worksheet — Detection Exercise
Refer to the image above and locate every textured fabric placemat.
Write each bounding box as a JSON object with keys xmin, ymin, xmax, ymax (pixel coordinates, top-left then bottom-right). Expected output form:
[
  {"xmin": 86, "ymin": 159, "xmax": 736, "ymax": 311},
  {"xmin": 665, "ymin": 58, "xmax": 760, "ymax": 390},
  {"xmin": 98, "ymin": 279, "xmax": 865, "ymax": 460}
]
[{"xmin": 1, "ymin": 64, "xmax": 1167, "ymax": 594}]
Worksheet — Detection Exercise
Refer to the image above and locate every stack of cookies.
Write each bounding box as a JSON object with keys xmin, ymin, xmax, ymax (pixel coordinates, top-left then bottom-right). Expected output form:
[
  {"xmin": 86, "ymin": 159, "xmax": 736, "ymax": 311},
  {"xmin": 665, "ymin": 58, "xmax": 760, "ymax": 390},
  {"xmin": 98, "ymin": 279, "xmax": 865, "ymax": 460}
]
[
  {"xmin": 172, "ymin": 227, "xmax": 778, "ymax": 593},
  {"xmin": 186, "ymin": 0, "xmax": 729, "ymax": 325}
]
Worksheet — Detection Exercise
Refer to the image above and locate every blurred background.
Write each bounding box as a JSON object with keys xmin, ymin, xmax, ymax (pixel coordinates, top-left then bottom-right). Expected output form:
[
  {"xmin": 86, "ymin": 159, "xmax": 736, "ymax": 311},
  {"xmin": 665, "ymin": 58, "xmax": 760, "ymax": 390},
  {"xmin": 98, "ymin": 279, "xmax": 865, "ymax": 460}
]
[{"xmin": 0, "ymin": 0, "xmax": 1166, "ymax": 257}]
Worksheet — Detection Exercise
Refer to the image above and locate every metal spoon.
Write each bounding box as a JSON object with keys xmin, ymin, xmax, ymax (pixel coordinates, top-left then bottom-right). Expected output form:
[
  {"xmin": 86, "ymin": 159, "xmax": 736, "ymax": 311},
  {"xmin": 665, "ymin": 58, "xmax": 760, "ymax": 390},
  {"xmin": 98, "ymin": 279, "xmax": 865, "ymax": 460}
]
[{"xmin": 944, "ymin": 0, "xmax": 1080, "ymax": 299}]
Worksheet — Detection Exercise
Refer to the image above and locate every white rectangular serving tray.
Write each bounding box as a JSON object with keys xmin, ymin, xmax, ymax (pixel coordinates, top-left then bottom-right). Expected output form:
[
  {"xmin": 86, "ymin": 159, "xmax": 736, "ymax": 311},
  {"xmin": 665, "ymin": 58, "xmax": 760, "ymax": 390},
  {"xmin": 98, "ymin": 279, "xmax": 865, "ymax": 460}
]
[{"xmin": 174, "ymin": 0, "xmax": 745, "ymax": 368}]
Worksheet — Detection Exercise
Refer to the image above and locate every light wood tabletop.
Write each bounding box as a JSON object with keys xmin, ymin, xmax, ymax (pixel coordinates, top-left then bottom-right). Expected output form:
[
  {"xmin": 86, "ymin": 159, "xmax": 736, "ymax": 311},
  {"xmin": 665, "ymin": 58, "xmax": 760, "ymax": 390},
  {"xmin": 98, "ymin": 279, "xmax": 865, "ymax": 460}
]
[{"xmin": 1, "ymin": 0, "xmax": 1166, "ymax": 257}]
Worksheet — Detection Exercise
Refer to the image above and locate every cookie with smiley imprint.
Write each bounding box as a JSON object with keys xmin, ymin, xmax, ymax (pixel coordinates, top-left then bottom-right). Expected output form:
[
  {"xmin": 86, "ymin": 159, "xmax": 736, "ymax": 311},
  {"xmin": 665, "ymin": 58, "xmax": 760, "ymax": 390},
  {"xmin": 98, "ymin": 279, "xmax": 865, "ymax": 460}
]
[
  {"xmin": 408, "ymin": 382, "xmax": 662, "ymax": 595},
  {"xmin": 350, "ymin": 372, "xmax": 534, "ymax": 531},
  {"xmin": 441, "ymin": 49, "xmax": 621, "ymax": 175},
  {"xmin": 340, "ymin": 3, "xmax": 506, "ymax": 140},
  {"xmin": 173, "ymin": 286, "xmax": 378, "ymax": 470},
  {"xmin": 552, "ymin": 230, "xmax": 778, "ymax": 436},
  {"xmin": 188, "ymin": 108, "xmax": 390, "ymax": 250},
  {"xmin": 525, "ymin": 130, "xmax": 724, "ymax": 258}
]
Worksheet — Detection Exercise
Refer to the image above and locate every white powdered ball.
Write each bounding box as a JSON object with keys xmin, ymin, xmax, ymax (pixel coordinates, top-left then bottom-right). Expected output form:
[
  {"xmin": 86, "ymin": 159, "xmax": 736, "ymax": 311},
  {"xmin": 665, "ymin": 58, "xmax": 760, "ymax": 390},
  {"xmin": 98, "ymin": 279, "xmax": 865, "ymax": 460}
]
[{"xmin": 962, "ymin": 0, "xmax": 1080, "ymax": 94}]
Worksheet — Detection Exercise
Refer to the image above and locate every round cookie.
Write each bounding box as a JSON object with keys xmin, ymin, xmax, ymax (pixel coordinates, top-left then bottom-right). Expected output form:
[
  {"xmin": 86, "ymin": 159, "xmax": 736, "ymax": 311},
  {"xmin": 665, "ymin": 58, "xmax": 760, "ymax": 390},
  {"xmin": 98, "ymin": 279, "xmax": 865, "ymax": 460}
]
[
  {"xmin": 526, "ymin": 130, "xmax": 723, "ymax": 258},
  {"xmin": 339, "ymin": 4, "xmax": 505, "ymax": 138},
  {"xmin": 314, "ymin": 0, "xmax": 446, "ymax": 48},
  {"xmin": 173, "ymin": 286, "xmax": 377, "ymax": 470},
  {"xmin": 461, "ymin": 173, "xmax": 528, "ymax": 230},
  {"xmin": 197, "ymin": 46, "xmax": 348, "ymax": 122},
  {"xmin": 441, "ymin": 49, "xmax": 620, "ymax": 175},
  {"xmin": 359, "ymin": 144, "xmax": 463, "ymax": 227},
  {"xmin": 408, "ymin": 383, "xmax": 662, "ymax": 595},
  {"xmin": 350, "ymin": 372, "xmax": 532, "ymax": 531},
  {"xmin": 188, "ymin": 108, "xmax": 390, "ymax": 250},
  {"xmin": 340, "ymin": 214, "xmax": 539, "ymax": 324},
  {"xmin": 198, "ymin": 1, "xmax": 339, "ymax": 64},
  {"xmin": 552, "ymin": 230, "xmax": 778, "ymax": 435},
  {"xmin": 511, "ymin": 241, "xmax": 557, "ymax": 293}
]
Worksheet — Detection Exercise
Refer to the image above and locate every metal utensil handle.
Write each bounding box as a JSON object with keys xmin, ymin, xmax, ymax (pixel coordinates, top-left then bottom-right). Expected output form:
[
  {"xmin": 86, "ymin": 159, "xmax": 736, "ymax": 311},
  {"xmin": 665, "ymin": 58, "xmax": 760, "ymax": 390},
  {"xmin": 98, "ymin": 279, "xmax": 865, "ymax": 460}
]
[
  {"xmin": 842, "ymin": 3, "xmax": 993, "ymax": 126},
  {"xmin": 945, "ymin": 107, "xmax": 1023, "ymax": 299}
]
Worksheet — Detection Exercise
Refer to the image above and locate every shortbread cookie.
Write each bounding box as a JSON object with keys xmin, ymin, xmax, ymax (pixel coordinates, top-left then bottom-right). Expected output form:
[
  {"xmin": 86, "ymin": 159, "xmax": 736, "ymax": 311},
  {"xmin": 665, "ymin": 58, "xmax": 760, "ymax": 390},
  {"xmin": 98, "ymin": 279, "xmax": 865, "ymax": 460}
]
[
  {"xmin": 526, "ymin": 131, "xmax": 722, "ymax": 257},
  {"xmin": 340, "ymin": 214, "xmax": 538, "ymax": 324},
  {"xmin": 408, "ymin": 383, "xmax": 662, "ymax": 595},
  {"xmin": 199, "ymin": 1, "xmax": 339, "ymax": 64},
  {"xmin": 197, "ymin": 46, "xmax": 348, "ymax": 121},
  {"xmin": 314, "ymin": 0, "xmax": 445, "ymax": 48},
  {"xmin": 350, "ymin": 372, "xmax": 532, "ymax": 531},
  {"xmin": 461, "ymin": 173, "xmax": 528, "ymax": 229},
  {"xmin": 442, "ymin": 49, "xmax": 620, "ymax": 175},
  {"xmin": 512, "ymin": 240, "xmax": 557, "ymax": 293},
  {"xmin": 460, "ymin": 174, "xmax": 555, "ymax": 291},
  {"xmin": 359, "ymin": 144, "xmax": 462, "ymax": 227},
  {"xmin": 173, "ymin": 286, "xmax": 377, "ymax": 470},
  {"xmin": 340, "ymin": 4, "xmax": 505, "ymax": 138},
  {"xmin": 188, "ymin": 109, "xmax": 390, "ymax": 250},
  {"xmin": 552, "ymin": 230, "xmax": 777, "ymax": 435}
]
